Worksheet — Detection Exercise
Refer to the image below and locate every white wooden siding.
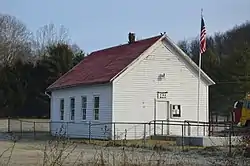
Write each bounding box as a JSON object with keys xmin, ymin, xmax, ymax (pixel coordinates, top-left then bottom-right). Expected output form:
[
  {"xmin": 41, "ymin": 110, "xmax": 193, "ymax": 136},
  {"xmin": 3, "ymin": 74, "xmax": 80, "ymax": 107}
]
[
  {"xmin": 113, "ymin": 41, "xmax": 209, "ymax": 139},
  {"xmin": 50, "ymin": 84, "xmax": 113, "ymax": 139}
]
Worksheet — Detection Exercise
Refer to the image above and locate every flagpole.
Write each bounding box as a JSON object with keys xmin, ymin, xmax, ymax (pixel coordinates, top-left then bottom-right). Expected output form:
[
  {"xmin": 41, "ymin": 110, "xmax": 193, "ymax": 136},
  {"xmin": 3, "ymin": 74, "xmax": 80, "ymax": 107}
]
[{"xmin": 197, "ymin": 8, "xmax": 203, "ymax": 136}]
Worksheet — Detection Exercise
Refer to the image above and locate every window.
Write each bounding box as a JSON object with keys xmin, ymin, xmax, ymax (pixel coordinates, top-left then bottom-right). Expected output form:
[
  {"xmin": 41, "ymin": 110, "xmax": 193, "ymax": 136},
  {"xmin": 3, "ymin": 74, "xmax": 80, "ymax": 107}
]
[
  {"xmin": 93, "ymin": 96, "xmax": 100, "ymax": 120},
  {"xmin": 70, "ymin": 97, "xmax": 75, "ymax": 121},
  {"xmin": 81, "ymin": 96, "xmax": 87, "ymax": 120},
  {"xmin": 60, "ymin": 99, "xmax": 64, "ymax": 120},
  {"xmin": 243, "ymin": 100, "xmax": 250, "ymax": 109},
  {"xmin": 247, "ymin": 101, "xmax": 250, "ymax": 109},
  {"xmin": 171, "ymin": 104, "xmax": 181, "ymax": 118}
]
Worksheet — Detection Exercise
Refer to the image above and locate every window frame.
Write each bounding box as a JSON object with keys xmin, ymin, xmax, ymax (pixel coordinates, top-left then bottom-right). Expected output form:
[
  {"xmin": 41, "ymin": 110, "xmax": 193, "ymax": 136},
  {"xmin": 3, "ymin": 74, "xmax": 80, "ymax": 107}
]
[
  {"xmin": 93, "ymin": 95, "xmax": 100, "ymax": 121},
  {"xmin": 70, "ymin": 97, "xmax": 75, "ymax": 121},
  {"xmin": 59, "ymin": 99, "xmax": 64, "ymax": 121},
  {"xmin": 81, "ymin": 96, "xmax": 87, "ymax": 121}
]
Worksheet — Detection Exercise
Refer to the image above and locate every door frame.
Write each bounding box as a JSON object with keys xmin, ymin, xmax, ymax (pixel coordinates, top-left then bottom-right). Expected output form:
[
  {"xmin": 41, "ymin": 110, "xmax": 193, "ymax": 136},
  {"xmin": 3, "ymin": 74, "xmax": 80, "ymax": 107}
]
[{"xmin": 153, "ymin": 98, "xmax": 170, "ymax": 135}]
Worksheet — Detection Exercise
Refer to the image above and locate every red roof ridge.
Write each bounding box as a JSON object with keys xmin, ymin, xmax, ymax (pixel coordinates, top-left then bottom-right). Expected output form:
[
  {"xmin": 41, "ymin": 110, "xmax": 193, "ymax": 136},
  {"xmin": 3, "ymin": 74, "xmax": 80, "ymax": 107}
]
[{"xmin": 90, "ymin": 34, "xmax": 163, "ymax": 55}]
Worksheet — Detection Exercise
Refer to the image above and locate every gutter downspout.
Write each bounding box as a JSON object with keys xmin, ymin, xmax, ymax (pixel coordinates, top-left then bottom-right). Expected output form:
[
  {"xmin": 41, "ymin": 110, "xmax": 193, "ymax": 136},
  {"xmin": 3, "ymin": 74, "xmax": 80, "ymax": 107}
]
[
  {"xmin": 45, "ymin": 91, "xmax": 51, "ymax": 98},
  {"xmin": 45, "ymin": 91, "xmax": 52, "ymax": 129}
]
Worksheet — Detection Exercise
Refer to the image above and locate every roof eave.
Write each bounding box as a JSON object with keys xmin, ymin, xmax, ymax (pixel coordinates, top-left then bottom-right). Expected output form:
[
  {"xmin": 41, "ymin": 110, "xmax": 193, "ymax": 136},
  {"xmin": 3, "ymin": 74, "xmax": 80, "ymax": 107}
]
[{"xmin": 46, "ymin": 81, "xmax": 111, "ymax": 92}]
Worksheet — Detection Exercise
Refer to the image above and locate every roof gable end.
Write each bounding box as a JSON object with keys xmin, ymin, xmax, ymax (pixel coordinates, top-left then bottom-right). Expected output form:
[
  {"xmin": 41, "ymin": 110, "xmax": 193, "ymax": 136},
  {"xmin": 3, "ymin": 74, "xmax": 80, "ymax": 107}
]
[
  {"xmin": 111, "ymin": 34, "xmax": 215, "ymax": 86},
  {"xmin": 162, "ymin": 35, "xmax": 215, "ymax": 85}
]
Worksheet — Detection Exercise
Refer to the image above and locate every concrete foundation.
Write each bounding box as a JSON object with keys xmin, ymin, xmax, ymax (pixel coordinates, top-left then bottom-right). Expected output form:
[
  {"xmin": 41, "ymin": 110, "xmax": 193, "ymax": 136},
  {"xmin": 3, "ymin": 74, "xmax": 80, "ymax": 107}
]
[{"xmin": 176, "ymin": 136, "xmax": 242, "ymax": 147}]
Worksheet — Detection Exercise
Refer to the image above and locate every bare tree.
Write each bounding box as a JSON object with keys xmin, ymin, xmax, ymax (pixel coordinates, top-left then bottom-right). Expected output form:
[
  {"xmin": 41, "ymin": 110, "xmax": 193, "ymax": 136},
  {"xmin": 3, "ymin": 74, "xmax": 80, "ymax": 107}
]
[
  {"xmin": 177, "ymin": 40, "xmax": 190, "ymax": 55},
  {"xmin": 0, "ymin": 13, "xmax": 33, "ymax": 66},
  {"xmin": 32, "ymin": 23, "xmax": 70, "ymax": 56}
]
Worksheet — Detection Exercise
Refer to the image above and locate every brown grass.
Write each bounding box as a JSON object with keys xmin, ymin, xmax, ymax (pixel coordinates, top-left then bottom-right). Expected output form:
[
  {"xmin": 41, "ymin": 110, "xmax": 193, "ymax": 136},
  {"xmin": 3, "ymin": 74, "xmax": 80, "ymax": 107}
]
[
  {"xmin": 0, "ymin": 140, "xmax": 200, "ymax": 166},
  {"xmin": 0, "ymin": 136, "xmax": 249, "ymax": 166},
  {"xmin": 0, "ymin": 121, "xmax": 250, "ymax": 165}
]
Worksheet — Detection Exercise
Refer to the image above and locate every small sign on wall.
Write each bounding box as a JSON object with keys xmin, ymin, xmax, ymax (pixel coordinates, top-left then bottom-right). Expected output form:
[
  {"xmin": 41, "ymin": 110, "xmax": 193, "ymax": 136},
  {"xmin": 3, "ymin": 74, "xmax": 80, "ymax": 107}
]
[
  {"xmin": 157, "ymin": 91, "xmax": 167, "ymax": 99},
  {"xmin": 171, "ymin": 104, "xmax": 181, "ymax": 118}
]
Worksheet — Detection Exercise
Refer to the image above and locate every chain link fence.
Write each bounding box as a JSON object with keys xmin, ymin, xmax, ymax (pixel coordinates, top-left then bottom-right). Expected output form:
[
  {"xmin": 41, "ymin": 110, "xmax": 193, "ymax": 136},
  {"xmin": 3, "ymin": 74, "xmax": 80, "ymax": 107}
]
[
  {"xmin": 0, "ymin": 118, "xmax": 51, "ymax": 139},
  {"xmin": 0, "ymin": 118, "xmax": 247, "ymax": 156}
]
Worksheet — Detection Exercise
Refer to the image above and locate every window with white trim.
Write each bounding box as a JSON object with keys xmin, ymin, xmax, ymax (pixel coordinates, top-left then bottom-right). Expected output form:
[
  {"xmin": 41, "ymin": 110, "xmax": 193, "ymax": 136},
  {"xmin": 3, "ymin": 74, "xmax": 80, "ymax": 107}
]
[
  {"xmin": 93, "ymin": 96, "xmax": 100, "ymax": 120},
  {"xmin": 60, "ymin": 99, "xmax": 64, "ymax": 120},
  {"xmin": 70, "ymin": 97, "xmax": 75, "ymax": 121},
  {"xmin": 81, "ymin": 96, "xmax": 87, "ymax": 120}
]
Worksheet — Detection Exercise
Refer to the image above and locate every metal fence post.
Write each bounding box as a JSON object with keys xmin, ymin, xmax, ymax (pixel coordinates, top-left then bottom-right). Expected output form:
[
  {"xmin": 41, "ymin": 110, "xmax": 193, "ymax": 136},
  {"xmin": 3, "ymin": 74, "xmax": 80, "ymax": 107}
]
[
  {"xmin": 224, "ymin": 119, "xmax": 226, "ymax": 136},
  {"xmin": 181, "ymin": 124, "xmax": 184, "ymax": 152},
  {"xmin": 143, "ymin": 123, "xmax": 146, "ymax": 147},
  {"xmin": 188, "ymin": 122, "xmax": 191, "ymax": 136},
  {"xmin": 161, "ymin": 121, "xmax": 163, "ymax": 135},
  {"xmin": 7, "ymin": 117, "xmax": 10, "ymax": 133},
  {"xmin": 88, "ymin": 121, "xmax": 91, "ymax": 143},
  {"xmin": 113, "ymin": 123, "xmax": 116, "ymax": 145},
  {"xmin": 149, "ymin": 123, "xmax": 151, "ymax": 136},
  {"xmin": 20, "ymin": 120, "xmax": 23, "ymax": 137},
  {"xmin": 33, "ymin": 122, "xmax": 36, "ymax": 139},
  {"xmin": 154, "ymin": 120, "xmax": 156, "ymax": 135},
  {"xmin": 154, "ymin": 98, "xmax": 156, "ymax": 136},
  {"xmin": 231, "ymin": 121, "xmax": 234, "ymax": 136},
  {"xmin": 203, "ymin": 123, "xmax": 205, "ymax": 136},
  {"xmin": 49, "ymin": 121, "xmax": 51, "ymax": 136},
  {"xmin": 183, "ymin": 121, "xmax": 186, "ymax": 136},
  {"xmin": 228, "ymin": 123, "xmax": 232, "ymax": 156},
  {"xmin": 66, "ymin": 122, "xmax": 69, "ymax": 139}
]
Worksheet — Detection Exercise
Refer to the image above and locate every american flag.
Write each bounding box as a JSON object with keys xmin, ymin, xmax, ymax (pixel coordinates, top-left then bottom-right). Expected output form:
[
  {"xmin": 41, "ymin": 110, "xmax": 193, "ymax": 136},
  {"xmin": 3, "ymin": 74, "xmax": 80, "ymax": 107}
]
[{"xmin": 200, "ymin": 17, "xmax": 206, "ymax": 54}]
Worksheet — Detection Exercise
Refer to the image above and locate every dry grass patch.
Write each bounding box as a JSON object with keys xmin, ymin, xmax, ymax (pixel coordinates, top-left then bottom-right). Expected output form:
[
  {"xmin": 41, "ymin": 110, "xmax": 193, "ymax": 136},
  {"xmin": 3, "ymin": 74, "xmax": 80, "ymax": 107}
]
[{"xmin": 0, "ymin": 131, "xmax": 250, "ymax": 166}]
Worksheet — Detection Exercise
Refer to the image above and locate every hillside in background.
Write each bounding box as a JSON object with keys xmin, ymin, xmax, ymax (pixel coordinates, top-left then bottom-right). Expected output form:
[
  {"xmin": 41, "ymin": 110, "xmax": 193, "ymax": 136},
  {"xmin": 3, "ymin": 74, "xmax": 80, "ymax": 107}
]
[{"xmin": 178, "ymin": 21, "xmax": 250, "ymax": 115}]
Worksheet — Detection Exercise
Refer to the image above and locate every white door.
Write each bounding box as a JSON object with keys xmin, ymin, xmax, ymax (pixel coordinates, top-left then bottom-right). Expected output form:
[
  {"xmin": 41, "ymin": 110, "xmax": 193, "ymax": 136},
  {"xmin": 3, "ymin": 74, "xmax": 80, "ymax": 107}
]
[{"xmin": 155, "ymin": 100, "xmax": 170, "ymax": 135}]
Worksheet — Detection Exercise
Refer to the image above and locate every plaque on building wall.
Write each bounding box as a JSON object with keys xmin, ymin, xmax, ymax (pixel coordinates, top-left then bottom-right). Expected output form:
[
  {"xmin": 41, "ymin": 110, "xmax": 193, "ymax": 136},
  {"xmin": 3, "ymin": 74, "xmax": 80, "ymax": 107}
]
[{"xmin": 157, "ymin": 91, "xmax": 168, "ymax": 99}]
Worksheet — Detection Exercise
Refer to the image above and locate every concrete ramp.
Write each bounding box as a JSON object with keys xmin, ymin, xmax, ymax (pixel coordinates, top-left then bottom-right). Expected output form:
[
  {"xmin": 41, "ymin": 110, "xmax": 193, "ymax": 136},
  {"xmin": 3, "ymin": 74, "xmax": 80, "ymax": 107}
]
[{"xmin": 176, "ymin": 136, "xmax": 242, "ymax": 147}]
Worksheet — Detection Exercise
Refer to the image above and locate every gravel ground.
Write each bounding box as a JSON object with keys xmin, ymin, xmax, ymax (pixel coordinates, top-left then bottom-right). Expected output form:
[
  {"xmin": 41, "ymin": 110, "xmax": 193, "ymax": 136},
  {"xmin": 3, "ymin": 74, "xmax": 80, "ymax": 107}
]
[{"xmin": 0, "ymin": 140, "xmax": 249, "ymax": 166}]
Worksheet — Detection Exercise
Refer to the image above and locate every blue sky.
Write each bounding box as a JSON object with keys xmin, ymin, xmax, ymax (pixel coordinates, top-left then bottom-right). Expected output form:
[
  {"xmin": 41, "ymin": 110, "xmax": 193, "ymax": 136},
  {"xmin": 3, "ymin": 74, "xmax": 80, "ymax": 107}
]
[{"xmin": 1, "ymin": 0, "xmax": 249, "ymax": 53}]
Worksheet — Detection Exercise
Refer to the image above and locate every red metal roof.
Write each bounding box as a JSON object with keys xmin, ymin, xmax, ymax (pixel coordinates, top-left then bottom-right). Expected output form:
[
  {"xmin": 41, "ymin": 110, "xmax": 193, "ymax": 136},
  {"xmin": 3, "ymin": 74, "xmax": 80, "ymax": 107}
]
[{"xmin": 47, "ymin": 35, "xmax": 162, "ymax": 90}]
